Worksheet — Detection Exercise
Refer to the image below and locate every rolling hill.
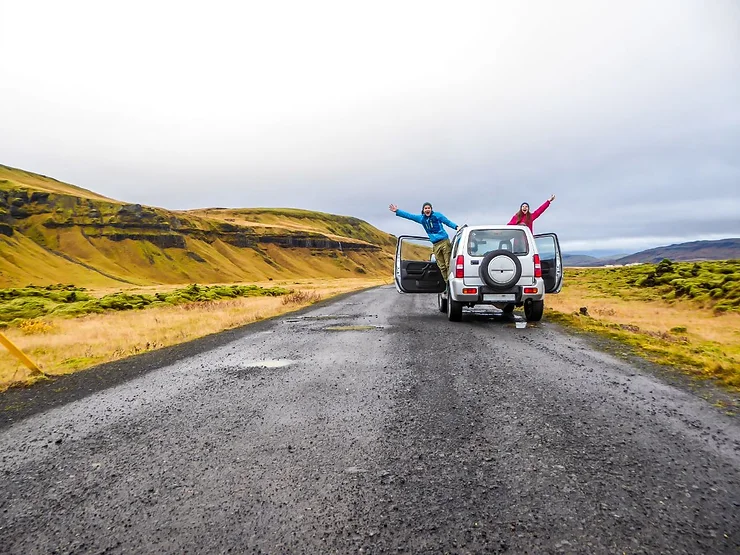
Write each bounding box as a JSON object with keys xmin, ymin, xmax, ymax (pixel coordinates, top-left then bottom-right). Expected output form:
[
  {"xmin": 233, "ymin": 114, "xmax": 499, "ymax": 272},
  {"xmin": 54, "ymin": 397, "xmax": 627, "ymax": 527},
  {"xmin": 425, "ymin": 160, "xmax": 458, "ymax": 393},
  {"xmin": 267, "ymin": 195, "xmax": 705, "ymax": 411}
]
[{"xmin": 0, "ymin": 164, "xmax": 396, "ymax": 288}]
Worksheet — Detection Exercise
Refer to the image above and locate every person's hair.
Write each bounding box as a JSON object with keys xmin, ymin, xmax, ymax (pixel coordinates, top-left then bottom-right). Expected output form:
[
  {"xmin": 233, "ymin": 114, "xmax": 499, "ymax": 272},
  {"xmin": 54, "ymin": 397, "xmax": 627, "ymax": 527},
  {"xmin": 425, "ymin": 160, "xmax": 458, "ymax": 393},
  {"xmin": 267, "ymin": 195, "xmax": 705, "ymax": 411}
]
[{"xmin": 515, "ymin": 205, "xmax": 532, "ymax": 225}]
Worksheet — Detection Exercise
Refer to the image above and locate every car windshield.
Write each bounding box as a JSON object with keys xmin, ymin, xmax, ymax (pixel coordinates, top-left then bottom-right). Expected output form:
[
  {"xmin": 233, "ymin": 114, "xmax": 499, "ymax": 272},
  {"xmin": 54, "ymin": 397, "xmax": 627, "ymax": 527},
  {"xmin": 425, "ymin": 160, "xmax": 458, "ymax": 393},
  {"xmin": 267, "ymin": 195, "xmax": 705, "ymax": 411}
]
[{"xmin": 467, "ymin": 229, "xmax": 528, "ymax": 256}]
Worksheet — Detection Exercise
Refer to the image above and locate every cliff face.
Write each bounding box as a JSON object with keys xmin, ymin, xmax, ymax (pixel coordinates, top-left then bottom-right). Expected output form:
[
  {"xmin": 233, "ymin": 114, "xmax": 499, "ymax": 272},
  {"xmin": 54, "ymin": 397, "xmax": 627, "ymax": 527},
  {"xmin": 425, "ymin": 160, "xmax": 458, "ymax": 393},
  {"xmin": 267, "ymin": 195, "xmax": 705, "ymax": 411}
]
[
  {"xmin": 0, "ymin": 189, "xmax": 383, "ymax": 253},
  {"xmin": 0, "ymin": 171, "xmax": 394, "ymax": 288}
]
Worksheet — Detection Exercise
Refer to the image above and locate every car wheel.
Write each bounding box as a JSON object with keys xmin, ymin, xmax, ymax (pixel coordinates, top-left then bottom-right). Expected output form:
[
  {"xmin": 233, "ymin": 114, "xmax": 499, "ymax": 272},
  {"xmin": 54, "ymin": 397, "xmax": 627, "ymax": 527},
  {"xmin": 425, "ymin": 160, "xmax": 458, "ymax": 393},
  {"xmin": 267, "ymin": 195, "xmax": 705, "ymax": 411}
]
[
  {"xmin": 479, "ymin": 250, "xmax": 522, "ymax": 291},
  {"xmin": 438, "ymin": 292, "xmax": 448, "ymax": 313},
  {"xmin": 524, "ymin": 299, "xmax": 544, "ymax": 321},
  {"xmin": 502, "ymin": 303, "xmax": 516, "ymax": 314},
  {"xmin": 447, "ymin": 295, "xmax": 463, "ymax": 322}
]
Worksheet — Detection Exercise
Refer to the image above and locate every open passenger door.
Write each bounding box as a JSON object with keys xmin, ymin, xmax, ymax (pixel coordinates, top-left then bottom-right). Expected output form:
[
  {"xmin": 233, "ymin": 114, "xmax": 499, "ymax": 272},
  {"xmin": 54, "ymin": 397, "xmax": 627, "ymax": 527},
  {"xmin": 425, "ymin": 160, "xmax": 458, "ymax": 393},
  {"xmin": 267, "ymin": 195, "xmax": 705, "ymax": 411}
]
[
  {"xmin": 394, "ymin": 235, "xmax": 447, "ymax": 293},
  {"xmin": 534, "ymin": 233, "xmax": 564, "ymax": 293}
]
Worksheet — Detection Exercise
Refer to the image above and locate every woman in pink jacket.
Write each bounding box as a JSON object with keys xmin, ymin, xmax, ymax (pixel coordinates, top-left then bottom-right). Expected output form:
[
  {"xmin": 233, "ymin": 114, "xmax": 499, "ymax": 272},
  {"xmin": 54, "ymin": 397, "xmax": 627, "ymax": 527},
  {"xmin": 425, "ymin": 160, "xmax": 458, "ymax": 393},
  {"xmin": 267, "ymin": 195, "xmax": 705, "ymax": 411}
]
[{"xmin": 508, "ymin": 194, "xmax": 555, "ymax": 232}]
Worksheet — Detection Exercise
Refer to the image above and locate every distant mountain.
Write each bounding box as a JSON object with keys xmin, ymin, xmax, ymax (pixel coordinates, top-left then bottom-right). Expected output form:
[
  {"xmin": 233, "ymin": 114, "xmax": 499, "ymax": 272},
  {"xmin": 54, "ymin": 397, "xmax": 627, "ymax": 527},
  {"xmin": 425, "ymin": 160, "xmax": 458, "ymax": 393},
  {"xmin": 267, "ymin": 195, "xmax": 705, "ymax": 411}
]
[
  {"xmin": 564, "ymin": 238, "xmax": 740, "ymax": 267},
  {"xmin": 615, "ymin": 238, "xmax": 740, "ymax": 265},
  {"xmin": 562, "ymin": 254, "xmax": 602, "ymax": 267}
]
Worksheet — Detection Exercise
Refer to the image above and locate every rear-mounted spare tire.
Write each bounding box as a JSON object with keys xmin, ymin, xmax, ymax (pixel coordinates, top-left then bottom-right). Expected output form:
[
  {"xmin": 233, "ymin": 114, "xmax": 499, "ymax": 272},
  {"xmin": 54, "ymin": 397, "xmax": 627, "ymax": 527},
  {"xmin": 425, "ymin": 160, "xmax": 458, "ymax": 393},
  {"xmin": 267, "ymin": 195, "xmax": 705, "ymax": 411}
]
[{"xmin": 479, "ymin": 250, "xmax": 522, "ymax": 291}]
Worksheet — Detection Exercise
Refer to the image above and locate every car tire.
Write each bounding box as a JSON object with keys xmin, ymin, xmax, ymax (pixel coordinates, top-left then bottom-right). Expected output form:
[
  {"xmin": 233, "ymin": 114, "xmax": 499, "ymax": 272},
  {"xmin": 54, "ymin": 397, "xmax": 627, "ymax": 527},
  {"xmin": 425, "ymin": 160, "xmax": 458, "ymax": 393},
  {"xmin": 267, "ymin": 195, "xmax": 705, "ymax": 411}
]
[
  {"xmin": 447, "ymin": 296, "xmax": 463, "ymax": 322},
  {"xmin": 479, "ymin": 250, "xmax": 522, "ymax": 291},
  {"xmin": 524, "ymin": 299, "xmax": 544, "ymax": 321},
  {"xmin": 438, "ymin": 292, "xmax": 448, "ymax": 313}
]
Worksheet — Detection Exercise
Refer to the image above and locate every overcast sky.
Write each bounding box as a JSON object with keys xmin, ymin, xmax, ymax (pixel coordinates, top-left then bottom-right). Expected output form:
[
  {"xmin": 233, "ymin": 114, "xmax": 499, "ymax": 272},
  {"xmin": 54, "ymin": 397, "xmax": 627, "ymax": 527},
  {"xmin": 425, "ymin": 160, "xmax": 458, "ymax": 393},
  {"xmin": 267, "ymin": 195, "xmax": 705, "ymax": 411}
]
[{"xmin": 1, "ymin": 1, "xmax": 738, "ymax": 254}]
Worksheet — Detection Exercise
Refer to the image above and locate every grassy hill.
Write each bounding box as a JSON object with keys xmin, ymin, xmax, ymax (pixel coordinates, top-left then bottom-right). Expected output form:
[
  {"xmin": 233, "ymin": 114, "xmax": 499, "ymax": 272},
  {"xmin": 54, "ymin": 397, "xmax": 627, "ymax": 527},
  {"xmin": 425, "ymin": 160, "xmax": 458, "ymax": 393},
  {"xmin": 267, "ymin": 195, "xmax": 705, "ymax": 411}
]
[{"xmin": 0, "ymin": 165, "xmax": 395, "ymax": 288}]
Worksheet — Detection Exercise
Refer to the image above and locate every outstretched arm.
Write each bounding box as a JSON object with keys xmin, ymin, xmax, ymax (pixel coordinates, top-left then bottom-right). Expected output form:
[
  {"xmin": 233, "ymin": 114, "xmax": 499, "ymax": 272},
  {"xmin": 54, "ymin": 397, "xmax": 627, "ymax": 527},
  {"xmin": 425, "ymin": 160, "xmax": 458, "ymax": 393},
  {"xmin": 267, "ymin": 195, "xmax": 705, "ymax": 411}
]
[
  {"xmin": 391, "ymin": 205, "xmax": 424, "ymax": 223},
  {"xmin": 531, "ymin": 197, "xmax": 553, "ymax": 221},
  {"xmin": 507, "ymin": 214, "xmax": 519, "ymax": 225},
  {"xmin": 436, "ymin": 212, "xmax": 459, "ymax": 230}
]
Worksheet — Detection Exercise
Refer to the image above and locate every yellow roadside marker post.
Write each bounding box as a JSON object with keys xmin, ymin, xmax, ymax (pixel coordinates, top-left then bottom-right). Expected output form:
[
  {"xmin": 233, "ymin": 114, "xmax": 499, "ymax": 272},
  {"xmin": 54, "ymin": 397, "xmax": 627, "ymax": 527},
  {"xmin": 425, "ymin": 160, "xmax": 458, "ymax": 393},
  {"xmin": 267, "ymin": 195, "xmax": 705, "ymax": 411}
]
[{"xmin": 0, "ymin": 332, "xmax": 46, "ymax": 376}]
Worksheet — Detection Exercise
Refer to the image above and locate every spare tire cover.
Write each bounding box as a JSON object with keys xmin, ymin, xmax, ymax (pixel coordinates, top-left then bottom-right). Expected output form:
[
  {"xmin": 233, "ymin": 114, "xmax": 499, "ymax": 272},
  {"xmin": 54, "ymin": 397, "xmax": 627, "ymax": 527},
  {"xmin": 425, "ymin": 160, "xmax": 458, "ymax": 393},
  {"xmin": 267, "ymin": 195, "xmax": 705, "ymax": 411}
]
[{"xmin": 479, "ymin": 250, "xmax": 522, "ymax": 290}]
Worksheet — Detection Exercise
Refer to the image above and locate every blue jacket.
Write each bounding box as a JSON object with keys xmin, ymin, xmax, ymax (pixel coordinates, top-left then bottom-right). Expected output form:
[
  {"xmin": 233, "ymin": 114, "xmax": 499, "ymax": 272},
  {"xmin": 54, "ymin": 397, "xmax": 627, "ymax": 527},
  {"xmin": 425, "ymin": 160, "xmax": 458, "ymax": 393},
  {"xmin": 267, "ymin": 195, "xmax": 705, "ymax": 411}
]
[{"xmin": 396, "ymin": 209, "xmax": 458, "ymax": 244}]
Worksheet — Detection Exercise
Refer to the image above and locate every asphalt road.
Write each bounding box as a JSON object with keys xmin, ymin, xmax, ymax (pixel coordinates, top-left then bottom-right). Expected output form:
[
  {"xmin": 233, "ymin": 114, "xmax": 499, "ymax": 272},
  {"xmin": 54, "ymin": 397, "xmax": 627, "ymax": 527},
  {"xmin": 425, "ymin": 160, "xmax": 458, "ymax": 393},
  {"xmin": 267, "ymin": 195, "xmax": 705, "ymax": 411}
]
[{"xmin": 1, "ymin": 285, "xmax": 739, "ymax": 554}]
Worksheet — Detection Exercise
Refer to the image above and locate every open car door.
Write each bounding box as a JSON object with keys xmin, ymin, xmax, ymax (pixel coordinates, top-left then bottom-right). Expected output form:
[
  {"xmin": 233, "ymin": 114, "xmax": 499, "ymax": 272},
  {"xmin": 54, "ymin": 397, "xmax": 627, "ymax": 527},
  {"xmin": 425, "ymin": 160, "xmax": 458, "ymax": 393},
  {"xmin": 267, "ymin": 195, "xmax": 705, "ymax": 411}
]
[
  {"xmin": 394, "ymin": 235, "xmax": 447, "ymax": 293},
  {"xmin": 534, "ymin": 233, "xmax": 564, "ymax": 294}
]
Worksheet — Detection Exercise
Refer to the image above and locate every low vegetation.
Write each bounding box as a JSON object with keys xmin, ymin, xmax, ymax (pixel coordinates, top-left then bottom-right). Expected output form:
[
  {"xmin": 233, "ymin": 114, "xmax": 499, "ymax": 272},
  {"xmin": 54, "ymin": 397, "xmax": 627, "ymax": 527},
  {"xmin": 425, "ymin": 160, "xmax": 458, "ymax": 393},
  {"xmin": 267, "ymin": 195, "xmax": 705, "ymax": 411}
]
[
  {"xmin": 570, "ymin": 259, "xmax": 740, "ymax": 313},
  {"xmin": 546, "ymin": 260, "xmax": 740, "ymax": 391},
  {"xmin": 0, "ymin": 283, "xmax": 291, "ymax": 325}
]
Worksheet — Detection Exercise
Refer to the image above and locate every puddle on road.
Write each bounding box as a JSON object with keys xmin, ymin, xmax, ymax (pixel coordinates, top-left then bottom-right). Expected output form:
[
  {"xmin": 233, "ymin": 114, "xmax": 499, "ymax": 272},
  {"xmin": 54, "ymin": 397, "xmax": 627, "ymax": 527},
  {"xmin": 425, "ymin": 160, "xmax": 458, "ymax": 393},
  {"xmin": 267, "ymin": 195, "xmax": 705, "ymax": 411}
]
[
  {"xmin": 285, "ymin": 314, "xmax": 357, "ymax": 323},
  {"xmin": 324, "ymin": 325, "xmax": 383, "ymax": 332},
  {"xmin": 239, "ymin": 359, "xmax": 294, "ymax": 369}
]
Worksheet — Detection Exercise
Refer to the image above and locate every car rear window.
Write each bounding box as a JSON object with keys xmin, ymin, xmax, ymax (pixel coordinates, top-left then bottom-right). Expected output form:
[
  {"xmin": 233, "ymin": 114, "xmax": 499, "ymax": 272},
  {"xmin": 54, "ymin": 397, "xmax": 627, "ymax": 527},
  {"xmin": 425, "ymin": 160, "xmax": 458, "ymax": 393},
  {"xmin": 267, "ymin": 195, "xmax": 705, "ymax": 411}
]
[{"xmin": 467, "ymin": 229, "xmax": 528, "ymax": 256}]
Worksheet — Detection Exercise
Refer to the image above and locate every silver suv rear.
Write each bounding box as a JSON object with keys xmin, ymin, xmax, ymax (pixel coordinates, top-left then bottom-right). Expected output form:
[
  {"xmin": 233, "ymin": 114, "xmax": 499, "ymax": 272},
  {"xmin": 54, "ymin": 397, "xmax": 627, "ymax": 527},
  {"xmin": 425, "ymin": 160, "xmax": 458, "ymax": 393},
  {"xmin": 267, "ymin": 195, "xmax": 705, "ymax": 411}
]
[{"xmin": 394, "ymin": 225, "xmax": 563, "ymax": 322}]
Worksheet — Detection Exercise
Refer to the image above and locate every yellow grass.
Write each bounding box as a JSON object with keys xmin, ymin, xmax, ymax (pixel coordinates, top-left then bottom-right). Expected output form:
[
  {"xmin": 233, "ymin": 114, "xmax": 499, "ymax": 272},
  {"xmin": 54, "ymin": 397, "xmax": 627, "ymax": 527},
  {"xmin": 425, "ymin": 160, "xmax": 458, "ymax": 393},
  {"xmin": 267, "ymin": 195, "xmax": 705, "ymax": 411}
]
[
  {"xmin": 0, "ymin": 278, "xmax": 389, "ymax": 391},
  {"xmin": 546, "ymin": 281, "xmax": 740, "ymax": 390},
  {"xmin": 546, "ymin": 284, "xmax": 740, "ymax": 347}
]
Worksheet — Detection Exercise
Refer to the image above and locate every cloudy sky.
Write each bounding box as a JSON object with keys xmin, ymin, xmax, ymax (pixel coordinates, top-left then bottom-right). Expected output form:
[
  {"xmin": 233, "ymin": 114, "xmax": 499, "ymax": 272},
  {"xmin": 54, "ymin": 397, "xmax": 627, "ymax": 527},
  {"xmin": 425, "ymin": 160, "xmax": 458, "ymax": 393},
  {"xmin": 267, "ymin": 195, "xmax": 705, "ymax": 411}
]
[{"xmin": 1, "ymin": 0, "xmax": 738, "ymax": 254}]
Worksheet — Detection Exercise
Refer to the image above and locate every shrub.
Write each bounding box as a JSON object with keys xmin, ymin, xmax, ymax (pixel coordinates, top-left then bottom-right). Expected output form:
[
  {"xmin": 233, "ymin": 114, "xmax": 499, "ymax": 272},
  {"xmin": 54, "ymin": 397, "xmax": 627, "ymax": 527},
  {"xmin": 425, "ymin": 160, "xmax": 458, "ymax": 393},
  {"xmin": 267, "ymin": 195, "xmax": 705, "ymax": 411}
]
[
  {"xmin": 18, "ymin": 318, "xmax": 55, "ymax": 334},
  {"xmin": 282, "ymin": 290, "xmax": 322, "ymax": 305}
]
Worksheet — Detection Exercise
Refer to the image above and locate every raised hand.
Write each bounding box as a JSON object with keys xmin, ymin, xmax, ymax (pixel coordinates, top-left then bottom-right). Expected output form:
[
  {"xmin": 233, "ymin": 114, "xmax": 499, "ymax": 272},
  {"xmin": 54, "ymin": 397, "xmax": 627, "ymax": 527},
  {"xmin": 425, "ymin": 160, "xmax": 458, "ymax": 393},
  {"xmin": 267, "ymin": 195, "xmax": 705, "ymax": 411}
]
[
  {"xmin": 549, "ymin": 194, "xmax": 556, "ymax": 202},
  {"xmin": 389, "ymin": 204, "xmax": 398, "ymax": 213}
]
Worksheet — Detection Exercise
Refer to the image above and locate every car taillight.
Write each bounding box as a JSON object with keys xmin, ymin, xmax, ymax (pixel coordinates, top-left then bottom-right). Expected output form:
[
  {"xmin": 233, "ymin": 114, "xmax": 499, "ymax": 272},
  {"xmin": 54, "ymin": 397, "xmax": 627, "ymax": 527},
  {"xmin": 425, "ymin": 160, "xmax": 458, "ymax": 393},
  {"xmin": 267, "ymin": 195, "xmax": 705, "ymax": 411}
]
[
  {"xmin": 455, "ymin": 255, "xmax": 465, "ymax": 278},
  {"xmin": 533, "ymin": 254, "xmax": 542, "ymax": 278}
]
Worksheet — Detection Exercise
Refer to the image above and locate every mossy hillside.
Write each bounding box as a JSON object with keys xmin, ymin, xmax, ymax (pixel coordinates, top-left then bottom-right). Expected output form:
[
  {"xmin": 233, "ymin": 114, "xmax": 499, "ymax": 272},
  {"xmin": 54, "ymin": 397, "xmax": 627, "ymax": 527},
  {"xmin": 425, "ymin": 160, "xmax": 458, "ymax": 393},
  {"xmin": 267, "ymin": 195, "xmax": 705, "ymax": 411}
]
[
  {"xmin": 566, "ymin": 260, "xmax": 740, "ymax": 313},
  {"xmin": 0, "ymin": 283, "xmax": 291, "ymax": 325},
  {"xmin": 0, "ymin": 164, "xmax": 117, "ymax": 202},
  {"xmin": 0, "ymin": 233, "xmax": 136, "ymax": 289},
  {"xmin": 1, "ymin": 227, "xmax": 392, "ymax": 289},
  {"xmin": 1, "ymin": 164, "xmax": 396, "ymax": 289}
]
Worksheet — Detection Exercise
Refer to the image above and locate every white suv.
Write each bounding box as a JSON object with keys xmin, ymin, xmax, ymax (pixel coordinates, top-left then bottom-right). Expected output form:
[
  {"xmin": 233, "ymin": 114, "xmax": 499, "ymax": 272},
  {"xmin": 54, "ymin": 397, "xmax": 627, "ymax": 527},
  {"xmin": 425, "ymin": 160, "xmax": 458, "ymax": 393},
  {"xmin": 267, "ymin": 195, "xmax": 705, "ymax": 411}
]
[{"xmin": 394, "ymin": 225, "xmax": 563, "ymax": 322}]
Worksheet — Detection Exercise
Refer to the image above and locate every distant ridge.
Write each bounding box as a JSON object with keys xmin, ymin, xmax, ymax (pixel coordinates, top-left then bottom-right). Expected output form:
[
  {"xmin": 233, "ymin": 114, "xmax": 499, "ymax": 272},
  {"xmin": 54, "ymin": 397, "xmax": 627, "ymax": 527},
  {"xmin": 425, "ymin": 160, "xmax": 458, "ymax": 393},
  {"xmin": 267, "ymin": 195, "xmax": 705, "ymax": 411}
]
[{"xmin": 563, "ymin": 238, "xmax": 740, "ymax": 267}]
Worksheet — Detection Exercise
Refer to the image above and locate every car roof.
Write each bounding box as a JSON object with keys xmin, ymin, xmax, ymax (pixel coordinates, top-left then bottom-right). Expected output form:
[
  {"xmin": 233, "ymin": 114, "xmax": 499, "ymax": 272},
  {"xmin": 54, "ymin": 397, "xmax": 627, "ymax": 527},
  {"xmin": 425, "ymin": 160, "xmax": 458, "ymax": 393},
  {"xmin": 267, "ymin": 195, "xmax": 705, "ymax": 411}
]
[{"xmin": 461, "ymin": 224, "xmax": 532, "ymax": 233}]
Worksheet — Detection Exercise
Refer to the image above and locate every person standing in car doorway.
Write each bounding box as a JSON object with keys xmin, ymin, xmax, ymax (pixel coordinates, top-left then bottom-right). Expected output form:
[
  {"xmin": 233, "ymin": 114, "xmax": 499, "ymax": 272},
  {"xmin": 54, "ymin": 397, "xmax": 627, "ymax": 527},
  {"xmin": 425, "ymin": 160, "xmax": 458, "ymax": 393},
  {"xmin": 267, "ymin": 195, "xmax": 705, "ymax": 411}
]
[
  {"xmin": 389, "ymin": 202, "xmax": 460, "ymax": 281},
  {"xmin": 508, "ymin": 194, "xmax": 556, "ymax": 233}
]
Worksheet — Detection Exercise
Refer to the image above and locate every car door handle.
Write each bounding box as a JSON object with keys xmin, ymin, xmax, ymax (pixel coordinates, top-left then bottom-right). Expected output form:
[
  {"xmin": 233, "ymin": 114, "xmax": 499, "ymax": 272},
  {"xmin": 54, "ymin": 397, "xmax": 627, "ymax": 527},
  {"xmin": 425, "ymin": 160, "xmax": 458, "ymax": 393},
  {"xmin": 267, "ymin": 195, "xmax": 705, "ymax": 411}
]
[{"xmin": 471, "ymin": 260, "xmax": 479, "ymax": 265}]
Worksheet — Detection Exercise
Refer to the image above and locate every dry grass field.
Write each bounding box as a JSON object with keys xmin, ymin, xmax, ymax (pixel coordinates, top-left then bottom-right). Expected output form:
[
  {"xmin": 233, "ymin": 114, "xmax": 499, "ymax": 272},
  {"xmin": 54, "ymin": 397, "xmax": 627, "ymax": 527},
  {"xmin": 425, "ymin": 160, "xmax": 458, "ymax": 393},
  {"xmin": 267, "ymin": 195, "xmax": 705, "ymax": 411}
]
[
  {"xmin": 545, "ymin": 263, "xmax": 740, "ymax": 392},
  {"xmin": 0, "ymin": 277, "xmax": 388, "ymax": 391}
]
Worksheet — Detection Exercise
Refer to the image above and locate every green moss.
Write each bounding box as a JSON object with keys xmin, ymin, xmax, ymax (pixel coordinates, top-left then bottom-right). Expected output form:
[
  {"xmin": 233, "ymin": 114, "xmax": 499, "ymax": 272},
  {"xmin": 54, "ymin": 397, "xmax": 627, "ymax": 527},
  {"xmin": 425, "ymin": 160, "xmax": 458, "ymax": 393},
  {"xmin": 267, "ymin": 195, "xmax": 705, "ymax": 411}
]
[
  {"xmin": 566, "ymin": 260, "xmax": 740, "ymax": 314},
  {"xmin": 0, "ymin": 283, "xmax": 291, "ymax": 324}
]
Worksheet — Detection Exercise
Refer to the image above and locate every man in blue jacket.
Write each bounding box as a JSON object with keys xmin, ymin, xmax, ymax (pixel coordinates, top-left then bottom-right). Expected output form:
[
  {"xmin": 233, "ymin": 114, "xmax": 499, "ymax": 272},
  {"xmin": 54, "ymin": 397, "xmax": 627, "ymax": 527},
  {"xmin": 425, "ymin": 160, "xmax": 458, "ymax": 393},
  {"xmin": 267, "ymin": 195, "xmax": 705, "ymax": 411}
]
[{"xmin": 389, "ymin": 202, "xmax": 460, "ymax": 281}]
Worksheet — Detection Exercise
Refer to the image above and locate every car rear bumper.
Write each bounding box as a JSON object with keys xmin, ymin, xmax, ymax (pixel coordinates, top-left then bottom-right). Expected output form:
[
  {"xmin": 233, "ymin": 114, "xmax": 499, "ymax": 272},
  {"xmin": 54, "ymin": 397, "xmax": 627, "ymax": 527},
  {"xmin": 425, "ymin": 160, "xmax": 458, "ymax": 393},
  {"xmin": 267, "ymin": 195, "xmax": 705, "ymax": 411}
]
[{"xmin": 448, "ymin": 278, "xmax": 545, "ymax": 303}]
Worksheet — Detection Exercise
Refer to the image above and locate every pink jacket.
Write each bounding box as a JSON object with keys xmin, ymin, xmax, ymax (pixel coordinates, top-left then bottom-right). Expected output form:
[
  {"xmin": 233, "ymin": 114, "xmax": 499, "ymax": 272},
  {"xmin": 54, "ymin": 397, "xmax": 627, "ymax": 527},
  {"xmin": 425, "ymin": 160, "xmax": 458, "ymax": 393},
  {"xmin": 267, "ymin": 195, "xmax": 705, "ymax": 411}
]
[{"xmin": 507, "ymin": 200, "xmax": 550, "ymax": 232}]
